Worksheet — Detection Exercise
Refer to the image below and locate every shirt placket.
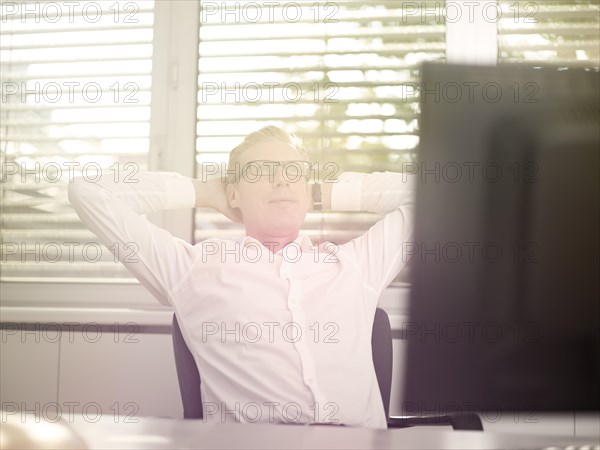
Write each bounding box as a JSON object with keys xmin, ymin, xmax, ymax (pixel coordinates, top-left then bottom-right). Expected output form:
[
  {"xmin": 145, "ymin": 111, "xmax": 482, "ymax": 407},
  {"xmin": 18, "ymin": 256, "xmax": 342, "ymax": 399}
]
[{"xmin": 279, "ymin": 257, "xmax": 328, "ymax": 414}]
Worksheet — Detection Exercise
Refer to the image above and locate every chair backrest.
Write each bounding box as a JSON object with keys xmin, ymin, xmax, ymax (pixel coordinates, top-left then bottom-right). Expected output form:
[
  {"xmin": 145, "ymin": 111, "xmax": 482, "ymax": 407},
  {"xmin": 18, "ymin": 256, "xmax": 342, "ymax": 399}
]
[
  {"xmin": 172, "ymin": 314, "xmax": 203, "ymax": 419},
  {"xmin": 172, "ymin": 307, "xmax": 393, "ymax": 420}
]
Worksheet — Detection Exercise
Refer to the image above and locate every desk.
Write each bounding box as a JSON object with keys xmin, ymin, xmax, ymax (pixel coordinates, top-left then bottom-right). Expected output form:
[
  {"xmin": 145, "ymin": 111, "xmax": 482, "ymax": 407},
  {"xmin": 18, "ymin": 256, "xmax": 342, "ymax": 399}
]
[{"xmin": 2, "ymin": 413, "xmax": 599, "ymax": 449}]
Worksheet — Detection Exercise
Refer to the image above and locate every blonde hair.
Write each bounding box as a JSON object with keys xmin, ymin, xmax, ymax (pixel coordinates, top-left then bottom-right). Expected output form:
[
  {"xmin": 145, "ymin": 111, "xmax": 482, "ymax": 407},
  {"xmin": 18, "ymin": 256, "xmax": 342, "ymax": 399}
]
[{"xmin": 226, "ymin": 126, "xmax": 307, "ymax": 184}]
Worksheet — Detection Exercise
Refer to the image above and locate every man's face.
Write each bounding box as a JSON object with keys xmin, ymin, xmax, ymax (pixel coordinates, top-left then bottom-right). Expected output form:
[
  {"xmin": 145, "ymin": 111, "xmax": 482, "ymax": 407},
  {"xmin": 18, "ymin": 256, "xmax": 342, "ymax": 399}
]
[{"xmin": 226, "ymin": 140, "xmax": 311, "ymax": 238}]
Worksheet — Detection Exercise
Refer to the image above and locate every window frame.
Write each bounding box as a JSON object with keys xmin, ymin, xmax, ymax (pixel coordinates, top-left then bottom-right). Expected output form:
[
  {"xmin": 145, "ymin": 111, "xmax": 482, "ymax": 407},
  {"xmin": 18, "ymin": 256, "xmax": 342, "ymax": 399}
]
[
  {"xmin": 1, "ymin": 0, "xmax": 200, "ymax": 309},
  {"xmin": 0, "ymin": 0, "xmax": 534, "ymax": 310}
]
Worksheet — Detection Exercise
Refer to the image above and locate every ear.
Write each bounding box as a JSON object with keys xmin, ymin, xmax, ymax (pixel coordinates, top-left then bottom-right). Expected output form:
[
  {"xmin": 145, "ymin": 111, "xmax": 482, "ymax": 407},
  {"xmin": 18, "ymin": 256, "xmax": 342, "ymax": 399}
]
[
  {"xmin": 305, "ymin": 182, "xmax": 313, "ymax": 212},
  {"xmin": 226, "ymin": 183, "xmax": 240, "ymax": 208}
]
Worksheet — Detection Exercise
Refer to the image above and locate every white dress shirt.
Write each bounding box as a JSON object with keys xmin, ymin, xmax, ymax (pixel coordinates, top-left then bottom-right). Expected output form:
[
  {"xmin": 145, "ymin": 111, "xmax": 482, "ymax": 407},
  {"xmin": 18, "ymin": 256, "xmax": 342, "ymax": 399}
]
[{"xmin": 68, "ymin": 171, "xmax": 415, "ymax": 429}]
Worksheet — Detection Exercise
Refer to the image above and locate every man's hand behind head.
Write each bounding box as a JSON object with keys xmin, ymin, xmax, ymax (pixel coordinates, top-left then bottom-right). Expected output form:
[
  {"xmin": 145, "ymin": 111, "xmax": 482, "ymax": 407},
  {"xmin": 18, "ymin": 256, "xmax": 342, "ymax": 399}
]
[{"xmin": 194, "ymin": 177, "xmax": 243, "ymax": 223}]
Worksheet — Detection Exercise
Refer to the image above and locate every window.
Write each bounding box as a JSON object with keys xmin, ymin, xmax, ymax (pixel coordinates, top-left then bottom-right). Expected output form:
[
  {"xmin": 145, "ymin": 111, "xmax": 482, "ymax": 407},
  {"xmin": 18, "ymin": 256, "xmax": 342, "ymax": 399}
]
[
  {"xmin": 194, "ymin": 1, "xmax": 446, "ymax": 257},
  {"xmin": 498, "ymin": 0, "xmax": 600, "ymax": 66},
  {"xmin": 1, "ymin": 1, "xmax": 155, "ymax": 283},
  {"xmin": 2, "ymin": 0, "xmax": 597, "ymax": 305}
]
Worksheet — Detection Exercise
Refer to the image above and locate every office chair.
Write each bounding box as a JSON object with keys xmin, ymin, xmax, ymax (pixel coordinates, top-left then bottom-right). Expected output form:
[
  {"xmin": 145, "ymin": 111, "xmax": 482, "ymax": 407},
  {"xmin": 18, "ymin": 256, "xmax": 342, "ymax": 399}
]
[{"xmin": 172, "ymin": 309, "xmax": 483, "ymax": 430}]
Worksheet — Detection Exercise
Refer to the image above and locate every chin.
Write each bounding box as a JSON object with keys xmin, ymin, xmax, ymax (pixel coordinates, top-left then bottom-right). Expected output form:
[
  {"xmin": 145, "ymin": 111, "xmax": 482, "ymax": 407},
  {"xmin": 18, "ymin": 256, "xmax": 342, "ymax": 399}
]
[
  {"xmin": 270, "ymin": 223, "xmax": 302, "ymax": 236},
  {"xmin": 265, "ymin": 218, "xmax": 304, "ymax": 236}
]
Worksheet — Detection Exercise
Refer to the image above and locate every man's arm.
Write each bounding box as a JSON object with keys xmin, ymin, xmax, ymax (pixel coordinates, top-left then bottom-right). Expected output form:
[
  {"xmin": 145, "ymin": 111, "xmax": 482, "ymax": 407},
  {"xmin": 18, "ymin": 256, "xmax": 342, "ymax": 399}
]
[
  {"xmin": 325, "ymin": 172, "xmax": 416, "ymax": 298},
  {"xmin": 68, "ymin": 171, "xmax": 200, "ymax": 305},
  {"xmin": 325, "ymin": 171, "xmax": 414, "ymax": 214},
  {"xmin": 192, "ymin": 177, "xmax": 242, "ymax": 222}
]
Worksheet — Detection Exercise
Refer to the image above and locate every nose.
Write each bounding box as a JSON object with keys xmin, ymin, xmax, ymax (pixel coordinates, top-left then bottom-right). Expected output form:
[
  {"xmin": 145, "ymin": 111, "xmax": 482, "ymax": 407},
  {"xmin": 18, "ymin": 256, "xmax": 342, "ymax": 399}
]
[{"xmin": 273, "ymin": 165, "xmax": 289, "ymax": 186}]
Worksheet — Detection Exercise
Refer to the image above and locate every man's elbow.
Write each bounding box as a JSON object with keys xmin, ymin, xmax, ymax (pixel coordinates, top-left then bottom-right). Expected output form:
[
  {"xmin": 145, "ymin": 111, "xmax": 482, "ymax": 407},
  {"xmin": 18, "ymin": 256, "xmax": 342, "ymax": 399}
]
[{"xmin": 67, "ymin": 176, "xmax": 96, "ymax": 208}]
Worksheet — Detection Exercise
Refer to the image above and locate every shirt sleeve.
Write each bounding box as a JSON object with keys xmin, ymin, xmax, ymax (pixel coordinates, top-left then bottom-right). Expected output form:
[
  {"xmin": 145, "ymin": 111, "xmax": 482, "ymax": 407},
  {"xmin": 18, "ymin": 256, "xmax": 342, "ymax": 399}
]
[
  {"xmin": 331, "ymin": 171, "xmax": 416, "ymax": 297},
  {"xmin": 68, "ymin": 171, "xmax": 198, "ymax": 306}
]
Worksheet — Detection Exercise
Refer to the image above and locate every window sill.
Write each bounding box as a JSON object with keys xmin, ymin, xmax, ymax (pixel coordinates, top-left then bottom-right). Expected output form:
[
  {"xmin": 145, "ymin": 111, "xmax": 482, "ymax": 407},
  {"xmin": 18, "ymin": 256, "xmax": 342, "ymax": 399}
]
[{"xmin": 0, "ymin": 283, "xmax": 410, "ymax": 330}]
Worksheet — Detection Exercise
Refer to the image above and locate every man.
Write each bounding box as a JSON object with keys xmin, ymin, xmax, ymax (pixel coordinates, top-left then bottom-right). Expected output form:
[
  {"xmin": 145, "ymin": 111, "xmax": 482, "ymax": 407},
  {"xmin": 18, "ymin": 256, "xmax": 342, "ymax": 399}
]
[{"xmin": 68, "ymin": 125, "xmax": 415, "ymax": 429}]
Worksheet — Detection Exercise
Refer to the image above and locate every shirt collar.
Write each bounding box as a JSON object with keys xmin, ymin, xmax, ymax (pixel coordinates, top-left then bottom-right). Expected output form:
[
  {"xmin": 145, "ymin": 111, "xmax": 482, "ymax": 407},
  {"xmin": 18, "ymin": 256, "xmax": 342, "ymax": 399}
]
[{"xmin": 241, "ymin": 234, "xmax": 314, "ymax": 254}]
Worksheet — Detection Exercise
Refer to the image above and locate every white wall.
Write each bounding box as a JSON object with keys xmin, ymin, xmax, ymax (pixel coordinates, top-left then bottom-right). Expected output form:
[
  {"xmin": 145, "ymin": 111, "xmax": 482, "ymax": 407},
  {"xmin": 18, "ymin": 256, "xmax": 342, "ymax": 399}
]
[
  {"xmin": 1, "ymin": 325, "xmax": 183, "ymax": 420},
  {"xmin": 0, "ymin": 296, "xmax": 410, "ymax": 421}
]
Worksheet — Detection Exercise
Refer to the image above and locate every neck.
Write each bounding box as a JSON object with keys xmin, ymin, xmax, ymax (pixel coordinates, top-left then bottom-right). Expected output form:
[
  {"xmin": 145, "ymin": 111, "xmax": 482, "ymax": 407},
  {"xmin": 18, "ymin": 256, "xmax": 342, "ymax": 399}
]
[{"xmin": 246, "ymin": 229, "xmax": 300, "ymax": 254}]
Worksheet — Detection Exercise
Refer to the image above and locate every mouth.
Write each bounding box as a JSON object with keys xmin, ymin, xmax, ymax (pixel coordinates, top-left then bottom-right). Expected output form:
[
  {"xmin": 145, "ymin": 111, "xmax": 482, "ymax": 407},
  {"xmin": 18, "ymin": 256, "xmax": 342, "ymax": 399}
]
[{"xmin": 269, "ymin": 198, "xmax": 297, "ymax": 206}]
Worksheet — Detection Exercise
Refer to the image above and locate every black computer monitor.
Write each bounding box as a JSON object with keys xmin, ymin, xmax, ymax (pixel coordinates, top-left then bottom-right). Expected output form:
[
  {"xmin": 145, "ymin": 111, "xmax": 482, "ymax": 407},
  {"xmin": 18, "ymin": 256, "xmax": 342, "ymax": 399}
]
[{"xmin": 402, "ymin": 63, "xmax": 599, "ymax": 417}]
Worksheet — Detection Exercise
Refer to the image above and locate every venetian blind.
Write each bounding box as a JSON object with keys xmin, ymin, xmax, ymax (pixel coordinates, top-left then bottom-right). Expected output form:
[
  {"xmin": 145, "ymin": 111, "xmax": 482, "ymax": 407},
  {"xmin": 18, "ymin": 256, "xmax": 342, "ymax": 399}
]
[
  {"xmin": 1, "ymin": 0, "xmax": 155, "ymax": 282},
  {"xmin": 498, "ymin": 0, "xmax": 600, "ymax": 66},
  {"xmin": 194, "ymin": 0, "xmax": 446, "ymax": 260}
]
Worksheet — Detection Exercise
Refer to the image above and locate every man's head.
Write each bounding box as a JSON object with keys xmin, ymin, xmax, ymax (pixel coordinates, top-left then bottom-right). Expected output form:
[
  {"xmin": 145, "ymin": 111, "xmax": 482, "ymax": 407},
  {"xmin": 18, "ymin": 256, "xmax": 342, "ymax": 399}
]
[{"xmin": 225, "ymin": 126, "xmax": 311, "ymax": 240}]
